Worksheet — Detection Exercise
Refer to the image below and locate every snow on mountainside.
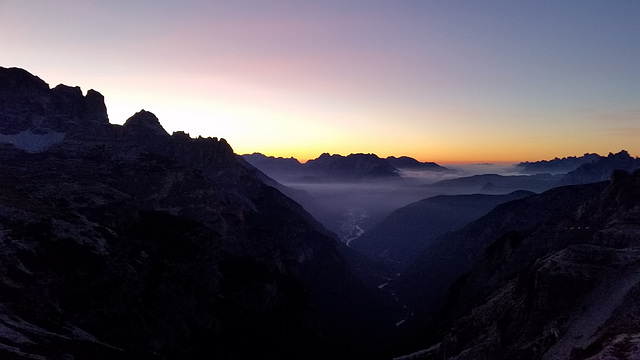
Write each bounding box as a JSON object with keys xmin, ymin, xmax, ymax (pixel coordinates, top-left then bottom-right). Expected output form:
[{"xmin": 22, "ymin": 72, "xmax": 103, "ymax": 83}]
[{"xmin": 0, "ymin": 130, "xmax": 65, "ymax": 152}]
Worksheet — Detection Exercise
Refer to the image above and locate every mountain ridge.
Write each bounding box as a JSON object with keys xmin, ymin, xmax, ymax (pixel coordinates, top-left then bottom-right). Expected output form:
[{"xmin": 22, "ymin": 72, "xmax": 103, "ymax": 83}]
[
  {"xmin": 242, "ymin": 152, "xmax": 449, "ymax": 183},
  {"xmin": 0, "ymin": 66, "xmax": 397, "ymax": 359},
  {"xmin": 392, "ymin": 169, "xmax": 640, "ymax": 359}
]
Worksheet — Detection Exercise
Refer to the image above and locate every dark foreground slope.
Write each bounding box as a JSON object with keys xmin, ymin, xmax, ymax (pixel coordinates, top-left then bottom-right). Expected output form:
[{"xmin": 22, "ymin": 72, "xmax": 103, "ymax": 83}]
[
  {"xmin": 393, "ymin": 170, "xmax": 640, "ymax": 359},
  {"xmin": 0, "ymin": 67, "xmax": 396, "ymax": 359}
]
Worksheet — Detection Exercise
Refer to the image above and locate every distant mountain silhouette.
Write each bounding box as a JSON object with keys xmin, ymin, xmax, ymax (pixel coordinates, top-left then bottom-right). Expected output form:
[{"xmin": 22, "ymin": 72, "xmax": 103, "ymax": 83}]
[
  {"xmin": 242, "ymin": 153, "xmax": 449, "ymax": 183},
  {"xmin": 386, "ymin": 156, "xmax": 449, "ymax": 171},
  {"xmin": 242, "ymin": 152, "xmax": 303, "ymax": 176},
  {"xmin": 428, "ymin": 173, "xmax": 563, "ymax": 194},
  {"xmin": 559, "ymin": 150, "xmax": 640, "ymax": 185},
  {"xmin": 515, "ymin": 153, "xmax": 601, "ymax": 174},
  {"xmin": 350, "ymin": 191, "xmax": 533, "ymax": 270},
  {"xmin": 304, "ymin": 152, "xmax": 401, "ymax": 181}
]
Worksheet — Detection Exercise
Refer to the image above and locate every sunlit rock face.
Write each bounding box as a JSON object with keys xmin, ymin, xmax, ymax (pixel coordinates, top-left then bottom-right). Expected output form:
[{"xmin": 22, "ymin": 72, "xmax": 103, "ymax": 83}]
[{"xmin": 0, "ymin": 67, "xmax": 397, "ymax": 359}]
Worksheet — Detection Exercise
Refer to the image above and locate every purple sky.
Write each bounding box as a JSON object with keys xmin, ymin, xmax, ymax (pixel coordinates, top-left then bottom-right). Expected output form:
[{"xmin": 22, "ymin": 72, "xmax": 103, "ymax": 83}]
[{"xmin": 1, "ymin": 1, "xmax": 639, "ymax": 162}]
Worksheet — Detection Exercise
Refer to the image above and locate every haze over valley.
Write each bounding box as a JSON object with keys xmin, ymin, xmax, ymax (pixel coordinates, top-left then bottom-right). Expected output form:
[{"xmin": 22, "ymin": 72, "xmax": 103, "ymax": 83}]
[
  {"xmin": 2, "ymin": 1, "xmax": 640, "ymax": 359},
  {"xmin": 2, "ymin": 64, "xmax": 640, "ymax": 359}
]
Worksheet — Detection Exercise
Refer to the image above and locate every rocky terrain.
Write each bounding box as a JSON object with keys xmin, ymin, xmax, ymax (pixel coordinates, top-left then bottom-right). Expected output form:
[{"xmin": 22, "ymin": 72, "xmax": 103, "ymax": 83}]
[
  {"xmin": 0, "ymin": 66, "xmax": 397, "ymax": 359},
  {"xmin": 392, "ymin": 170, "xmax": 640, "ymax": 359}
]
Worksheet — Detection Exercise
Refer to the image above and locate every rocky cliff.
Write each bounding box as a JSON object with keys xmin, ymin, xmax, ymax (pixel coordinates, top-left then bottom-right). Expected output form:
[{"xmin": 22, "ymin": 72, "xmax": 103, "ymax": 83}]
[{"xmin": 0, "ymin": 66, "xmax": 396, "ymax": 359}]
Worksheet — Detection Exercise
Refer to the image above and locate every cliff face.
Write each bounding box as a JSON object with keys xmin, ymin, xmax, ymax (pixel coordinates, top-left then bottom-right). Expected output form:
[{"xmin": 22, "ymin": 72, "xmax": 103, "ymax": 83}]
[
  {"xmin": 0, "ymin": 66, "xmax": 395, "ymax": 359},
  {"xmin": 0, "ymin": 67, "xmax": 109, "ymax": 135}
]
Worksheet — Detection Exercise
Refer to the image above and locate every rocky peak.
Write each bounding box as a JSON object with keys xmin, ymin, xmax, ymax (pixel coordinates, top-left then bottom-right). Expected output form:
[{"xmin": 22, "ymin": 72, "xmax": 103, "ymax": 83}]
[
  {"xmin": 560, "ymin": 150, "xmax": 640, "ymax": 186},
  {"xmin": 0, "ymin": 66, "xmax": 109, "ymax": 137},
  {"xmin": 123, "ymin": 110, "xmax": 168, "ymax": 136},
  {"xmin": 84, "ymin": 89, "xmax": 109, "ymax": 125},
  {"xmin": 0, "ymin": 66, "xmax": 49, "ymax": 95},
  {"xmin": 122, "ymin": 109, "xmax": 170, "ymax": 149}
]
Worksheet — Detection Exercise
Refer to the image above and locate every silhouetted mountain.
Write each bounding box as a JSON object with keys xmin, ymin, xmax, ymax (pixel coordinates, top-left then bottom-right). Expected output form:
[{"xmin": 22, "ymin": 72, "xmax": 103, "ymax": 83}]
[
  {"xmin": 428, "ymin": 173, "xmax": 563, "ymax": 194},
  {"xmin": 304, "ymin": 152, "xmax": 402, "ymax": 182},
  {"xmin": 242, "ymin": 152, "xmax": 303, "ymax": 178},
  {"xmin": 515, "ymin": 153, "xmax": 601, "ymax": 174},
  {"xmin": 559, "ymin": 150, "xmax": 640, "ymax": 185},
  {"xmin": 392, "ymin": 170, "xmax": 640, "ymax": 359},
  {"xmin": 350, "ymin": 191, "xmax": 533, "ymax": 270},
  {"xmin": 242, "ymin": 152, "xmax": 404, "ymax": 183},
  {"xmin": 386, "ymin": 156, "xmax": 448, "ymax": 172},
  {"xmin": 0, "ymin": 66, "xmax": 398, "ymax": 359}
]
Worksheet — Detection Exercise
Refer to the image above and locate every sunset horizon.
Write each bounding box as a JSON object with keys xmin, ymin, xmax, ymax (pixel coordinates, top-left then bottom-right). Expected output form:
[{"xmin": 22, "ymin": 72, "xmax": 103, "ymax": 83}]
[
  {"xmin": 2, "ymin": 1, "xmax": 640, "ymax": 355},
  {"xmin": 2, "ymin": 1, "xmax": 638, "ymax": 166}
]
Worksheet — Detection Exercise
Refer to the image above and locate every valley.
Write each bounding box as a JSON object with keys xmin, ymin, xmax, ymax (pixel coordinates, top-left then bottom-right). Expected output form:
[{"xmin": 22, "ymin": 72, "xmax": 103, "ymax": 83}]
[{"xmin": 2, "ymin": 66, "xmax": 640, "ymax": 359}]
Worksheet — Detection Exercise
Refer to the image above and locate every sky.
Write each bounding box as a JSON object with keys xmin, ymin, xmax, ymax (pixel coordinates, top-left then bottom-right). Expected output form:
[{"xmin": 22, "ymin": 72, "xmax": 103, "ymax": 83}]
[{"xmin": 1, "ymin": 1, "xmax": 639, "ymax": 163}]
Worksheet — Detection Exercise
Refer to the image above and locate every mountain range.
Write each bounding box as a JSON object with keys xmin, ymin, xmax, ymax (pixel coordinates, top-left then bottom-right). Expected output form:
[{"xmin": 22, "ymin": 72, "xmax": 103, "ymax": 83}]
[
  {"xmin": 390, "ymin": 170, "xmax": 640, "ymax": 359},
  {"xmin": 3, "ymin": 66, "xmax": 640, "ymax": 360},
  {"xmin": 514, "ymin": 153, "xmax": 602, "ymax": 174},
  {"xmin": 242, "ymin": 152, "xmax": 448, "ymax": 184},
  {"xmin": 427, "ymin": 151, "xmax": 640, "ymax": 195},
  {"xmin": 0, "ymin": 66, "xmax": 398, "ymax": 359}
]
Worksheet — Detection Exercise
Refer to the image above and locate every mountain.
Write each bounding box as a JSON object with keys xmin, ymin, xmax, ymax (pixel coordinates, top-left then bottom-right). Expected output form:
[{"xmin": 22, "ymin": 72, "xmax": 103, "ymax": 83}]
[
  {"xmin": 242, "ymin": 152, "xmax": 413, "ymax": 183},
  {"xmin": 350, "ymin": 191, "xmax": 533, "ymax": 270},
  {"xmin": 304, "ymin": 152, "xmax": 401, "ymax": 181},
  {"xmin": 392, "ymin": 170, "xmax": 640, "ymax": 359},
  {"xmin": 427, "ymin": 152, "xmax": 640, "ymax": 197},
  {"xmin": 242, "ymin": 153, "xmax": 449, "ymax": 184},
  {"xmin": 242, "ymin": 152, "xmax": 303, "ymax": 179},
  {"xmin": 514, "ymin": 153, "xmax": 601, "ymax": 174},
  {"xmin": 428, "ymin": 173, "xmax": 563, "ymax": 194},
  {"xmin": 559, "ymin": 150, "xmax": 640, "ymax": 185},
  {"xmin": 0, "ymin": 66, "xmax": 398, "ymax": 359},
  {"xmin": 385, "ymin": 156, "xmax": 449, "ymax": 172}
]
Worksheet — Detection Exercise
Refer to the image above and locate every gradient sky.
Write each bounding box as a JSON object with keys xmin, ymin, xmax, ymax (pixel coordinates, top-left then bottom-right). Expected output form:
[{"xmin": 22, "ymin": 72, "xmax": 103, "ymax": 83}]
[{"xmin": 1, "ymin": 1, "xmax": 639, "ymax": 163}]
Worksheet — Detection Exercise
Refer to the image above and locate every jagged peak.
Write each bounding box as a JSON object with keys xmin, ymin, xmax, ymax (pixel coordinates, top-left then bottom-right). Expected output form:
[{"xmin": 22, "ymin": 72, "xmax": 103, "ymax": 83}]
[
  {"xmin": 0, "ymin": 66, "xmax": 110, "ymax": 134},
  {"xmin": 123, "ymin": 110, "xmax": 169, "ymax": 137},
  {"xmin": 607, "ymin": 149, "xmax": 632, "ymax": 158}
]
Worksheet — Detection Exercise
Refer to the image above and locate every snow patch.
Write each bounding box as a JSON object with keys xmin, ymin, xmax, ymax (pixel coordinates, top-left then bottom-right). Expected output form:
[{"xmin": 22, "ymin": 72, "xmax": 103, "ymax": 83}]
[{"xmin": 0, "ymin": 130, "xmax": 65, "ymax": 153}]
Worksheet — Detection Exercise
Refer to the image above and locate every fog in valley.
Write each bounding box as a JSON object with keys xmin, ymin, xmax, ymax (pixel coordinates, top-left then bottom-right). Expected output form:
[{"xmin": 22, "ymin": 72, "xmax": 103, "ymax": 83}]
[{"xmin": 266, "ymin": 162, "xmax": 529, "ymax": 242}]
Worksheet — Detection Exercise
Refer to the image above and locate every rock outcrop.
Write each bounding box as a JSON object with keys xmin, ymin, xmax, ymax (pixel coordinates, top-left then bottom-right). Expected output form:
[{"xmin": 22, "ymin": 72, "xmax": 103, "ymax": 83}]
[{"xmin": 0, "ymin": 67, "xmax": 110, "ymax": 136}]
